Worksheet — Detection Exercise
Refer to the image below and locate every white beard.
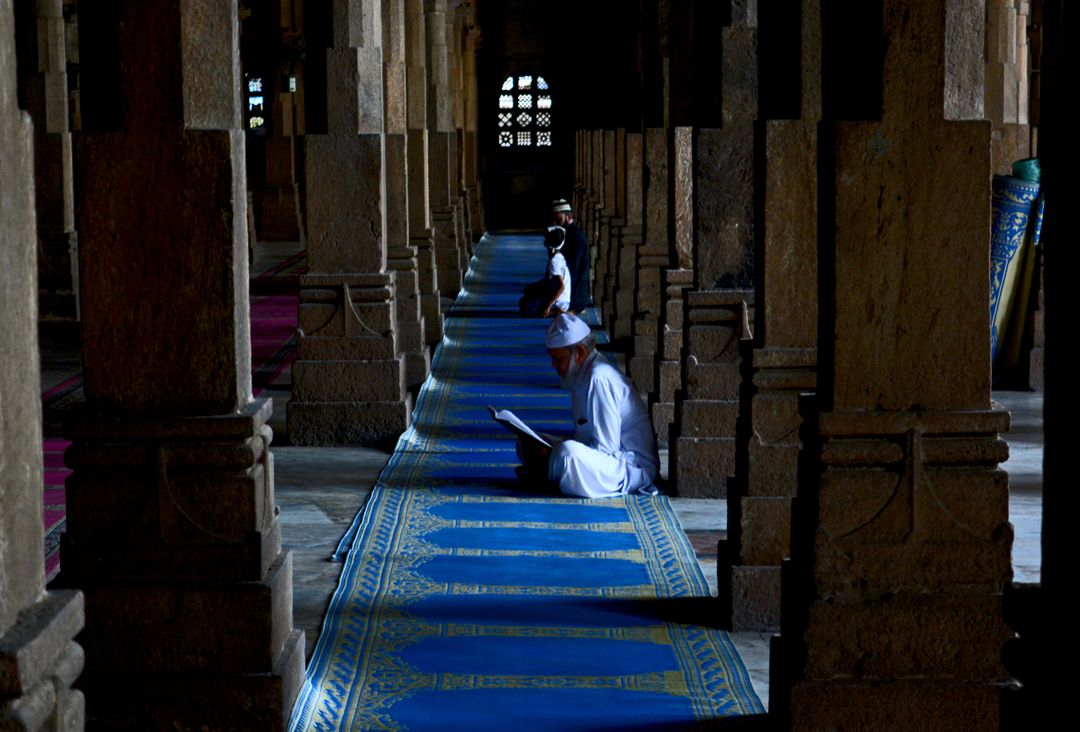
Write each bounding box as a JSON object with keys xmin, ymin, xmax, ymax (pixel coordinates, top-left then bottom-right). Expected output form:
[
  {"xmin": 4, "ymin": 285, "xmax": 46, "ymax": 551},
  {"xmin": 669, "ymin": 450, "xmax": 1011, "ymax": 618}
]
[{"xmin": 559, "ymin": 357, "xmax": 581, "ymax": 390}]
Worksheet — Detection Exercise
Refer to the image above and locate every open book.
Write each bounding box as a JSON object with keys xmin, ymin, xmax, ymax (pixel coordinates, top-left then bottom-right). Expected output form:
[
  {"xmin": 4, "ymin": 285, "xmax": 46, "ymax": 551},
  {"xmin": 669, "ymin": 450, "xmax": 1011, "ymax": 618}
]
[{"xmin": 487, "ymin": 406, "xmax": 551, "ymax": 451}]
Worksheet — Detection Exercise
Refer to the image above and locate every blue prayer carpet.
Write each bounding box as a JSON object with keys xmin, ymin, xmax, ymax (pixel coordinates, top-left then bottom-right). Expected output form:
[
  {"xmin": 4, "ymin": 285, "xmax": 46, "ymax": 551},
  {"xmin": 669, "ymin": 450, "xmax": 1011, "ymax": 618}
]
[{"xmin": 289, "ymin": 233, "xmax": 764, "ymax": 731}]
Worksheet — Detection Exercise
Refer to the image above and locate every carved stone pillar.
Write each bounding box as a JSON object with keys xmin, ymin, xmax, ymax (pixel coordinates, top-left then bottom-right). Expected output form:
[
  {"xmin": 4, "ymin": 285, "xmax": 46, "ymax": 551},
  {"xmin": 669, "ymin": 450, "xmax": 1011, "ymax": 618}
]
[
  {"xmin": 612, "ymin": 132, "xmax": 643, "ymax": 344},
  {"xmin": 1, "ymin": 5, "xmax": 84, "ymax": 728},
  {"xmin": 446, "ymin": 11, "xmax": 469, "ymax": 262},
  {"xmin": 572, "ymin": 129, "xmax": 589, "ymax": 231},
  {"xmin": 719, "ymin": 0, "xmax": 821, "ymax": 632},
  {"xmin": 598, "ymin": 128, "xmax": 623, "ymax": 324},
  {"xmin": 668, "ymin": 289, "xmax": 751, "ymax": 497},
  {"xmin": 384, "ymin": 0, "xmax": 428, "ymax": 388},
  {"xmin": 595, "ymin": 129, "xmax": 619, "ymax": 326},
  {"xmin": 773, "ymin": 1, "xmax": 1012, "ymax": 726},
  {"xmin": 588, "ymin": 128, "xmax": 604, "ymax": 263},
  {"xmin": 66, "ymin": 2, "xmax": 302, "ymax": 726},
  {"xmin": 987, "ymin": 0, "xmax": 1032, "ymax": 173},
  {"xmin": 405, "ymin": 0, "xmax": 443, "ymax": 347},
  {"xmin": 461, "ymin": 21, "xmax": 482, "ymax": 242},
  {"xmin": 14, "ymin": 0, "xmax": 78, "ymax": 322},
  {"xmin": 289, "ymin": 0, "xmax": 412, "ymax": 445},
  {"xmin": 629, "ymin": 128, "xmax": 670, "ymax": 394},
  {"xmin": 650, "ymin": 126, "xmax": 694, "ymax": 448},
  {"xmin": 257, "ymin": 0, "xmax": 304, "ymax": 244},
  {"xmin": 425, "ymin": 0, "xmax": 462, "ymax": 298},
  {"xmin": 669, "ymin": 1, "xmax": 757, "ymax": 497}
]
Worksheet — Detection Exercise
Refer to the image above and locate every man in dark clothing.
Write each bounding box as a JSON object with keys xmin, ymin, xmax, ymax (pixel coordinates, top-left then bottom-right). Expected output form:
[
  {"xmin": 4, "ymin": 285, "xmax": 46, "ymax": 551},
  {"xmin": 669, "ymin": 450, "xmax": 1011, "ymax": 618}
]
[{"xmin": 552, "ymin": 199, "xmax": 591, "ymax": 313}]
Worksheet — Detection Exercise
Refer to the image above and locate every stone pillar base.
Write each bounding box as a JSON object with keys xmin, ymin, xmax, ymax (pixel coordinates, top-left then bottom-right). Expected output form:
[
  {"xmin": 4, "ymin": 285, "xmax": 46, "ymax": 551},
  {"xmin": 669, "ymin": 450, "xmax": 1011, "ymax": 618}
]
[
  {"xmin": 388, "ymin": 245, "xmax": 430, "ymax": 390},
  {"xmin": 772, "ymin": 406, "xmax": 1013, "ymax": 726},
  {"xmin": 289, "ymin": 273, "xmax": 413, "ymax": 446},
  {"xmin": 412, "ymin": 232, "xmax": 445, "ymax": 347},
  {"xmin": 421, "ymin": 294, "xmax": 444, "ymax": 347},
  {"xmin": 649, "ymin": 268, "xmax": 694, "ymax": 448},
  {"xmin": 628, "ymin": 317, "xmax": 657, "ymax": 393},
  {"xmin": 288, "ymin": 399, "xmax": 411, "ymax": 446},
  {"xmin": 465, "ymin": 185, "xmax": 483, "ymax": 243},
  {"xmin": 669, "ymin": 436, "xmax": 736, "ymax": 497},
  {"xmin": 612, "ymin": 226, "xmax": 641, "ymax": 343},
  {"xmin": 454, "ymin": 196, "xmax": 470, "ymax": 261},
  {"xmin": 57, "ymin": 400, "xmax": 303, "ymax": 727},
  {"xmin": 775, "ymin": 672, "xmax": 1005, "ymax": 730},
  {"xmin": 0, "ymin": 591, "xmax": 85, "ymax": 732},
  {"xmin": 669, "ymin": 290, "xmax": 750, "ymax": 496},
  {"xmin": 80, "ymin": 629, "xmax": 304, "ymax": 731},
  {"xmin": 718, "ymin": 540, "xmax": 782, "ymax": 631},
  {"xmin": 432, "ymin": 208, "xmax": 462, "ymax": 297},
  {"xmin": 37, "ymin": 229, "xmax": 79, "ymax": 322},
  {"xmin": 405, "ymin": 352, "xmax": 432, "ymax": 390}
]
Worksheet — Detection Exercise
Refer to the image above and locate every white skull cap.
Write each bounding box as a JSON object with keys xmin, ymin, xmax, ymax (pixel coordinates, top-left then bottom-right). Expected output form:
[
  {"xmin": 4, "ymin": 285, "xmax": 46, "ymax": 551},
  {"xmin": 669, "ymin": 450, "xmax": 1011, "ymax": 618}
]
[
  {"xmin": 552, "ymin": 198, "xmax": 572, "ymax": 213},
  {"xmin": 545, "ymin": 313, "xmax": 591, "ymax": 349},
  {"xmin": 544, "ymin": 225, "xmax": 566, "ymax": 251}
]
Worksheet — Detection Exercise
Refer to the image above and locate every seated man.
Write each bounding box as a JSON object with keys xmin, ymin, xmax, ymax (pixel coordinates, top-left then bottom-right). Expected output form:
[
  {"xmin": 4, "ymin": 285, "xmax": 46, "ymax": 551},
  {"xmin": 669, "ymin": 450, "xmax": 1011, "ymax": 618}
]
[
  {"xmin": 517, "ymin": 226, "xmax": 571, "ymax": 317},
  {"xmin": 541, "ymin": 225, "xmax": 571, "ymax": 317},
  {"xmin": 518, "ymin": 313, "xmax": 661, "ymax": 498},
  {"xmin": 552, "ymin": 199, "xmax": 591, "ymax": 313}
]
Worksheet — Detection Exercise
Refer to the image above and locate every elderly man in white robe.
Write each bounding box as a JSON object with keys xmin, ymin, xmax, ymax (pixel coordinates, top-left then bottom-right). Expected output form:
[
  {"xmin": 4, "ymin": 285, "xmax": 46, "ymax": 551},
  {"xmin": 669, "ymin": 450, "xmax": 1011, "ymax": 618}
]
[{"xmin": 517, "ymin": 313, "xmax": 661, "ymax": 498}]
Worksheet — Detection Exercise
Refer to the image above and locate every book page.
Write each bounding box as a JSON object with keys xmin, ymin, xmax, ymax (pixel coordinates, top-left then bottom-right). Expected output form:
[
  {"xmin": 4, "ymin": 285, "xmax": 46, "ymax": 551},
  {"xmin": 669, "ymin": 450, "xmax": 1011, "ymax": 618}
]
[{"xmin": 487, "ymin": 406, "xmax": 551, "ymax": 448}]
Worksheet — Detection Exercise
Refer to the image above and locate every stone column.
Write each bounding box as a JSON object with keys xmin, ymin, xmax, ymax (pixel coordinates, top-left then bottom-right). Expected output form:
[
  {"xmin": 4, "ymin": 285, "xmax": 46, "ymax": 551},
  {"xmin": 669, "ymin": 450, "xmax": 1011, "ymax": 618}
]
[
  {"xmin": 65, "ymin": 2, "xmax": 302, "ymax": 726},
  {"xmin": 257, "ymin": 0, "xmax": 304, "ymax": 244},
  {"xmin": 600, "ymin": 128, "xmax": 633, "ymax": 343},
  {"xmin": 718, "ymin": 0, "xmax": 821, "ymax": 632},
  {"xmin": 588, "ymin": 128, "xmax": 604, "ymax": 259},
  {"xmin": 14, "ymin": 0, "xmax": 78, "ymax": 323},
  {"xmin": 772, "ymin": 1, "xmax": 1012, "ymax": 726},
  {"xmin": 405, "ymin": 0, "xmax": 442, "ymax": 347},
  {"xmin": 289, "ymin": 0, "xmax": 412, "ymax": 446},
  {"xmin": 629, "ymin": 128, "xmax": 670, "ymax": 394},
  {"xmin": 594, "ymin": 129, "xmax": 619, "ymax": 325},
  {"xmin": 1, "ymin": 4, "xmax": 84, "ymax": 728},
  {"xmin": 986, "ymin": 0, "xmax": 1032, "ymax": 173},
  {"xmin": 650, "ymin": 126, "xmax": 695, "ymax": 447},
  {"xmin": 446, "ymin": 10, "xmax": 469, "ymax": 263},
  {"xmin": 425, "ymin": 0, "xmax": 462, "ymax": 298},
  {"xmin": 571, "ymin": 129, "xmax": 584, "ymax": 222},
  {"xmin": 669, "ymin": 1, "xmax": 757, "ymax": 497},
  {"xmin": 612, "ymin": 131, "xmax": 643, "ymax": 344},
  {"xmin": 384, "ymin": 0, "xmax": 428, "ymax": 389},
  {"xmin": 461, "ymin": 20, "xmax": 482, "ymax": 242}
]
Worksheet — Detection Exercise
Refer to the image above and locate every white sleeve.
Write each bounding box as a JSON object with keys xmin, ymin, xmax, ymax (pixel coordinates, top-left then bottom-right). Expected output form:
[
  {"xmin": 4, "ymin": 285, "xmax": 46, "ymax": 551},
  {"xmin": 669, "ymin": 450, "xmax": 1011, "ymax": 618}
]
[{"xmin": 587, "ymin": 370, "xmax": 626, "ymax": 457}]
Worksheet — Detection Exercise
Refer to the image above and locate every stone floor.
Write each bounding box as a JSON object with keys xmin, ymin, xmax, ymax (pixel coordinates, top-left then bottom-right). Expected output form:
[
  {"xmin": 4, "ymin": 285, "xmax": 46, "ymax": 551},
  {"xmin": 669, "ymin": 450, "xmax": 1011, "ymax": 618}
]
[{"xmin": 38, "ymin": 240, "xmax": 1045, "ymax": 713}]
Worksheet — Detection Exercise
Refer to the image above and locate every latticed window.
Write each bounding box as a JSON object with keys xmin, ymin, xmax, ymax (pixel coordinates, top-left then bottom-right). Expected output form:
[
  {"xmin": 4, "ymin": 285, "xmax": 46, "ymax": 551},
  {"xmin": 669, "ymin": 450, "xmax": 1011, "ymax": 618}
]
[
  {"xmin": 246, "ymin": 76, "xmax": 266, "ymax": 130},
  {"xmin": 497, "ymin": 75, "xmax": 552, "ymax": 147}
]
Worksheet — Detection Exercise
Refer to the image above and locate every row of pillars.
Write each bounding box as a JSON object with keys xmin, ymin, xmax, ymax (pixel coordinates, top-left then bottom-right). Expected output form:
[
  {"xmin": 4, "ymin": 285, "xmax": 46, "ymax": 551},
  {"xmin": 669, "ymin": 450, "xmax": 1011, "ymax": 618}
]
[
  {"xmin": 575, "ymin": 0, "xmax": 1036, "ymax": 727},
  {"xmin": 1, "ymin": 0, "xmax": 482, "ymax": 729}
]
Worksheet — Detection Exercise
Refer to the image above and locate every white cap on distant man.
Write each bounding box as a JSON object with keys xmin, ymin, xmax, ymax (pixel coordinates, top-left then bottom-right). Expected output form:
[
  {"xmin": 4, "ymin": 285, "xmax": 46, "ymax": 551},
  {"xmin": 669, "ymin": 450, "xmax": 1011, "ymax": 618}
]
[
  {"xmin": 545, "ymin": 313, "xmax": 591, "ymax": 349},
  {"xmin": 544, "ymin": 225, "xmax": 566, "ymax": 251},
  {"xmin": 552, "ymin": 199, "xmax": 572, "ymax": 214}
]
